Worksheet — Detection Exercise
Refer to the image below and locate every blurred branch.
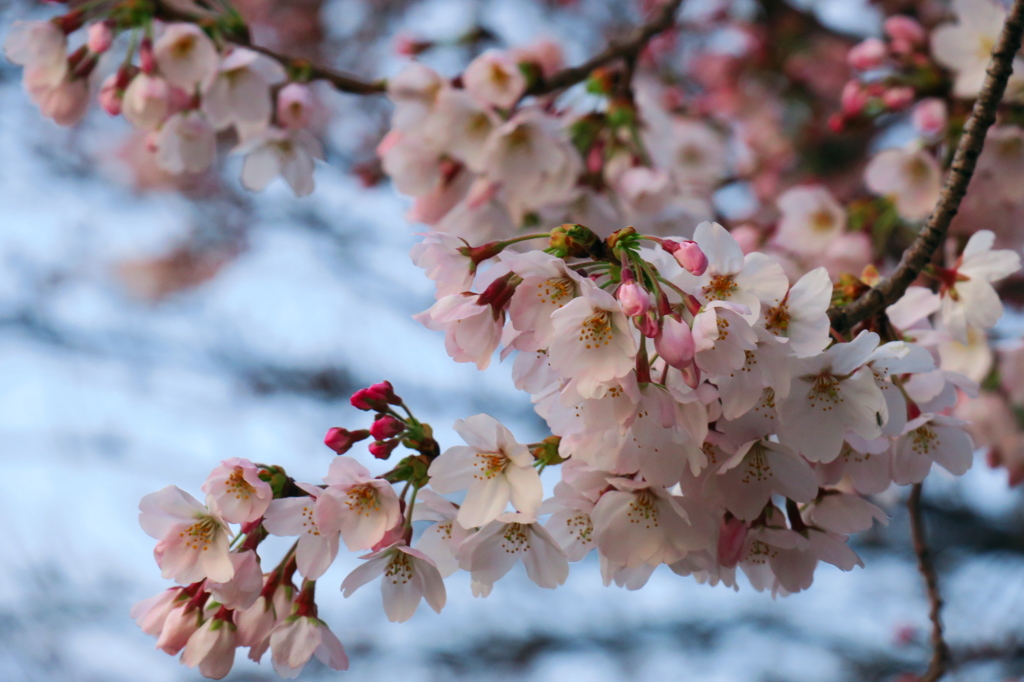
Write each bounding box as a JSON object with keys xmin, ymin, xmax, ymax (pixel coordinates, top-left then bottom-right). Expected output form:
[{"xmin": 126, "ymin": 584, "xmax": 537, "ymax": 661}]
[
  {"xmin": 828, "ymin": 0, "xmax": 1024, "ymax": 333},
  {"xmin": 909, "ymin": 483, "xmax": 951, "ymax": 682},
  {"xmin": 525, "ymin": 0, "xmax": 683, "ymax": 96}
]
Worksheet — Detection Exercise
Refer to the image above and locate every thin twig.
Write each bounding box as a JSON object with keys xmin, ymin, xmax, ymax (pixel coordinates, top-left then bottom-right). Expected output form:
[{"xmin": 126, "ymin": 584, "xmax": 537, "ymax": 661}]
[
  {"xmin": 526, "ymin": 0, "xmax": 684, "ymax": 96},
  {"xmin": 908, "ymin": 483, "xmax": 952, "ymax": 682},
  {"xmin": 828, "ymin": 0, "xmax": 1024, "ymax": 333}
]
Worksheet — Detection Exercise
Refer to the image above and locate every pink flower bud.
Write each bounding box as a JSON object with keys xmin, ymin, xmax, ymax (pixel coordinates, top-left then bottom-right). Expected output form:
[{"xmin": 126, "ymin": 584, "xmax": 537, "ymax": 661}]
[
  {"xmin": 911, "ymin": 98, "xmax": 947, "ymax": 137},
  {"xmin": 882, "ymin": 86, "xmax": 914, "ymax": 111},
  {"xmin": 847, "ymin": 38, "xmax": 887, "ymax": 71},
  {"xmin": 324, "ymin": 427, "xmax": 370, "ymax": 454},
  {"xmin": 636, "ymin": 311, "xmax": 660, "ymax": 338},
  {"xmin": 717, "ymin": 516, "xmax": 748, "ymax": 568},
  {"xmin": 369, "ymin": 438, "xmax": 400, "ymax": 459},
  {"xmin": 616, "ymin": 281, "xmax": 650, "ymax": 317},
  {"xmin": 98, "ymin": 73, "xmax": 123, "ymax": 115},
  {"xmin": 840, "ymin": 80, "xmax": 868, "ymax": 116},
  {"xmin": 87, "ymin": 21, "xmax": 113, "ymax": 53},
  {"xmin": 654, "ymin": 316, "xmax": 695, "ymax": 369},
  {"xmin": 277, "ymin": 83, "xmax": 313, "ymax": 130},
  {"xmin": 350, "ymin": 381, "xmax": 399, "ymax": 410},
  {"xmin": 370, "ymin": 415, "xmax": 405, "ymax": 441},
  {"xmin": 884, "ymin": 16, "xmax": 926, "ymax": 47},
  {"xmin": 673, "ymin": 240, "xmax": 708, "ymax": 276}
]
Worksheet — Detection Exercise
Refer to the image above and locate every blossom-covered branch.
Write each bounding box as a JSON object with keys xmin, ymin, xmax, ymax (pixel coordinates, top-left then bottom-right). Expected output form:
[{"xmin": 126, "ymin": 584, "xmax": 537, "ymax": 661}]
[{"xmin": 828, "ymin": 0, "xmax": 1024, "ymax": 333}]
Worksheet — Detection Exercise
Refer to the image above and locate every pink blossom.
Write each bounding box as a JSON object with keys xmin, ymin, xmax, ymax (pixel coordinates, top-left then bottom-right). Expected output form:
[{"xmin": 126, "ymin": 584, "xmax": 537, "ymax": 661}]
[
  {"xmin": 238, "ymin": 127, "xmax": 323, "ymax": 197},
  {"xmin": 181, "ymin": 612, "xmax": 237, "ymax": 679},
  {"xmin": 616, "ymin": 280, "xmax": 650, "ymax": 317},
  {"xmin": 884, "ymin": 16, "xmax": 926, "ymax": 47},
  {"xmin": 154, "ymin": 23, "xmax": 218, "ymax": 90},
  {"xmin": 201, "ymin": 457, "xmax": 272, "ymax": 524},
  {"xmin": 319, "ymin": 456, "xmax": 402, "ymax": 551},
  {"xmin": 277, "ymin": 83, "xmax": 314, "ymax": 130},
  {"xmin": 457, "ymin": 512, "xmax": 569, "ymax": 596},
  {"xmin": 154, "ymin": 110, "xmax": 216, "ymax": 174},
  {"xmin": 414, "ymin": 290, "xmax": 506, "ymax": 370},
  {"xmin": 206, "ymin": 551, "xmax": 264, "ymax": 610},
  {"xmin": 139, "ymin": 485, "xmax": 234, "ymax": 584},
  {"xmin": 655, "ymin": 316, "xmax": 696, "ymax": 370},
  {"xmin": 203, "ymin": 48, "xmax": 285, "ymax": 131},
  {"xmin": 912, "ymin": 98, "xmax": 948, "ymax": 137},
  {"xmin": 262, "ymin": 486, "xmax": 340, "ymax": 580},
  {"xmin": 268, "ymin": 617, "xmax": 349, "ymax": 678},
  {"xmin": 122, "ymin": 73, "xmax": 171, "ymax": 130},
  {"xmin": 463, "ymin": 49, "xmax": 527, "ymax": 109},
  {"xmin": 86, "ymin": 22, "xmax": 113, "ymax": 53},
  {"xmin": 341, "ymin": 544, "xmax": 447, "ymax": 622},
  {"xmin": 775, "ymin": 186, "xmax": 846, "ymax": 255}
]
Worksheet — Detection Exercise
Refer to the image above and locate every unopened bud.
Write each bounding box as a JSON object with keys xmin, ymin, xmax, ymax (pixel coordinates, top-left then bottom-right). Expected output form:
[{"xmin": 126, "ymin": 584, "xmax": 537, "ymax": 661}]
[
  {"xmin": 882, "ymin": 86, "xmax": 914, "ymax": 111},
  {"xmin": 351, "ymin": 381, "xmax": 399, "ymax": 410},
  {"xmin": 277, "ymin": 83, "xmax": 313, "ymax": 130},
  {"xmin": 840, "ymin": 80, "xmax": 868, "ymax": 116},
  {"xmin": 324, "ymin": 427, "xmax": 370, "ymax": 454},
  {"xmin": 99, "ymin": 74, "xmax": 123, "ymax": 115},
  {"xmin": 655, "ymin": 316, "xmax": 695, "ymax": 369},
  {"xmin": 884, "ymin": 16, "xmax": 926, "ymax": 47},
  {"xmin": 662, "ymin": 239, "xmax": 708, "ymax": 276},
  {"xmin": 87, "ymin": 21, "xmax": 113, "ymax": 54},
  {"xmin": 616, "ymin": 281, "xmax": 650, "ymax": 317},
  {"xmin": 369, "ymin": 438, "xmax": 400, "ymax": 460},
  {"xmin": 370, "ymin": 415, "xmax": 405, "ymax": 441},
  {"xmin": 911, "ymin": 98, "xmax": 947, "ymax": 137},
  {"xmin": 846, "ymin": 38, "xmax": 887, "ymax": 71}
]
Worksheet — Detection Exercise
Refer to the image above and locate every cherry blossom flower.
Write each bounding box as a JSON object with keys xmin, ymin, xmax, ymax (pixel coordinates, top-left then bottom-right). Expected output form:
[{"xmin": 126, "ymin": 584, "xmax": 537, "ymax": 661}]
[
  {"xmin": 203, "ymin": 48, "xmax": 285, "ymax": 131},
  {"xmin": 341, "ymin": 544, "xmax": 447, "ymax": 622},
  {"xmin": 865, "ymin": 147, "xmax": 942, "ymax": 220},
  {"xmin": 457, "ymin": 512, "xmax": 569, "ymax": 596},
  {"xmin": 154, "ymin": 23, "xmax": 218, "ymax": 91},
  {"xmin": 676, "ymin": 221, "xmax": 788, "ymax": 323},
  {"xmin": 206, "ymin": 551, "xmax": 264, "ymax": 610},
  {"xmin": 387, "ymin": 63, "xmax": 446, "ymax": 131},
  {"xmin": 714, "ymin": 439, "xmax": 817, "ymax": 521},
  {"xmin": 590, "ymin": 478, "xmax": 709, "ymax": 569},
  {"xmin": 505, "ymin": 249, "xmax": 589, "ymax": 350},
  {"xmin": 760, "ymin": 267, "xmax": 833, "ymax": 357},
  {"xmin": 262, "ymin": 485, "xmax": 340, "ymax": 580},
  {"xmin": 414, "ymin": 291, "xmax": 505, "ymax": 370},
  {"xmin": 937, "ymin": 229, "xmax": 1022, "ymax": 343},
  {"xmin": 201, "ymin": 457, "xmax": 273, "ymax": 524},
  {"xmin": 4, "ymin": 21, "xmax": 66, "ymax": 83},
  {"xmin": 541, "ymin": 480, "xmax": 598, "ymax": 562},
  {"xmin": 547, "ymin": 286, "xmax": 638, "ymax": 397},
  {"xmin": 463, "ymin": 49, "xmax": 527, "ymax": 109},
  {"xmin": 139, "ymin": 485, "xmax": 235, "ymax": 584},
  {"xmin": 428, "ymin": 413, "xmax": 542, "ymax": 528},
  {"xmin": 775, "ymin": 186, "xmax": 846, "ymax": 255},
  {"xmin": 931, "ymin": 0, "xmax": 1024, "ymax": 98},
  {"xmin": 181, "ymin": 612, "xmax": 237, "ymax": 679},
  {"xmin": 410, "ymin": 232, "xmax": 477, "ymax": 299},
  {"xmin": 693, "ymin": 301, "xmax": 758, "ymax": 376},
  {"xmin": 893, "ymin": 414, "xmax": 975, "ymax": 484},
  {"xmin": 412, "ymin": 489, "xmax": 470, "ymax": 576},
  {"xmin": 239, "ymin": 127, "xmax": 323, "ymax": 197},
  {"xmin": 778, "ymin": 331, "xmax": 887, "ymax": 463},
  {"xmin": 277, "ymin": 83, "xmax": 314, "ymax": 130},
  {"xmin": 268, "ymin": 617, "xmax": 349, "ymax": 678},
  {"xmin": 154, "ymin": 110, "xmax": 216, "ymax": 174},
  {"xmin": 319, "ymin": 456, "xmax": 402, "ymax": 551},
  {"xmin": 804, "ymin": 493, "xmax": 888, "ymax": 534},
  {"xmin": 122, "ymin": 74, "xmax": 171, "ymax": 130},
  {"xmin": 26, "ymin": 71, "xmax": 89, "ymax": 126}
]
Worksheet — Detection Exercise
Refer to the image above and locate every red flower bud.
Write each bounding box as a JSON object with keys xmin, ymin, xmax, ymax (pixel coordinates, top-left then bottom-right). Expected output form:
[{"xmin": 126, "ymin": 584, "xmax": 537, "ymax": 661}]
[
  {"xmin": 324, "ymin": 427, "xmax": 370, "ymax": 454},
  {"xmin": 370, "ymin": 415, "xmax": 405, "ymax": 441},
  {"xmin": 369, "ymin": 438, "xmax": 400, "ymax": 460}
]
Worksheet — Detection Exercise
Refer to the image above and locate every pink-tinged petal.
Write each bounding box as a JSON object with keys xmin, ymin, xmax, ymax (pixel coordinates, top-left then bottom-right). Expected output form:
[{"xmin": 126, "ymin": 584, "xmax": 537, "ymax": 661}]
[
  {"xmin": 340, "ymin": 553, "xmax": 389, "ymax": 597},
  {"xmin": 932, "ymin": 424, "xmax": 975, "ymax": 476},
  {"xmin": 766, "ymin": 446, "xmax": 818, "ymax": 503},
  {"xmin": 695, "ymin": 221, "xmax": 743, "ymax": 274},
  {"xmin": 522, "ymin": 527, "xmax": 569, "ymax": 588},
  {"xmin": 426, "ymin": 446, "xmax": 478, "ymax": 492},
  {"xmin": 313, "ymin": 626, "xmax": 349, "ymax": 671},
  {"xmin": 263, "ymin": 497, "xmax": 316, "ymax": 536},
  {"xmin": 241, "ymin": 146, "xmax": 279, "ymax": 192},
  {"xmin": 323, "ymin": 455, "xmax": 372, "ymax": 487},
  {"xmin": 506, "ymin": 464, "xmax": 543, "ymax": 517},
  {"xmin": 457, "ymin": 475, "xmax": 511, "ymax": 529},
  {"xmin": 139, "ymin": 486, "xmax": 203, "ymax": 538},
  {"xmin": 405, "ymin": 550, "xmax": 447, "ymax": 614},
  {"xmin": 380, "ymin": 559, "xmax": 423, "ymax": 622},
  {"xmin": 296, "ymin": 533, "xmax": 339, "ymax": 580},
  {"xmin": 200, "ymin": 532, "xmax": 236, "ymax": 583}
]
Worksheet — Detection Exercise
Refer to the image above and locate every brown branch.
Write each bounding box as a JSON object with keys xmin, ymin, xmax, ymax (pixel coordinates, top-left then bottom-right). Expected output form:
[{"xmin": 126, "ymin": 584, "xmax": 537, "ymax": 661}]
[
  {"xmin": 152, "ymin": 1, "xmax": 386, "ymax": 95},
  {"xmin": 526, "ymin": 0, "xmax": 684, "ymax": 96},
  {"xmin": 828, "ymin": 0, "xmax": 1024, "ymax": 333},
  {"xmin": 908, "ymin": 483, "xmax": 952, "ymax": 682}
]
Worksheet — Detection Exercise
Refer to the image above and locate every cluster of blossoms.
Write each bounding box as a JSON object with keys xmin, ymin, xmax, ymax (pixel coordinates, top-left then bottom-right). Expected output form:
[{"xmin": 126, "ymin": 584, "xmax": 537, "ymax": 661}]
[
  {"xmin": 5, "ymin": 10, "xmax": 321, "ymax": 194},
  {"xmin": 9, "ymin": 0, "xmax": 1024, "ymax": 677}
]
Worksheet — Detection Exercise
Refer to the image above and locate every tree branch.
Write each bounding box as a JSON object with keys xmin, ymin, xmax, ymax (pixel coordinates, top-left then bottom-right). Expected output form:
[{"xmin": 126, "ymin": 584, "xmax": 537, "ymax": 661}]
[
  {"xmin": 526, "ymin": 0, "xmax": 684, "ymax": 95},
  {"xmin": 908, "ymin": 483, "xmax": 952, "ymax": 682},
  {"xmin": 828, "ymin": 0, "xmax": 1024, "ymax": 333}
]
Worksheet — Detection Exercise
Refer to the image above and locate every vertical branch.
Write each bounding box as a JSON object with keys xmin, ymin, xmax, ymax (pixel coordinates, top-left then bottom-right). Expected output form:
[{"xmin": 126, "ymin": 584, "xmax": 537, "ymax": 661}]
[{"xmin": 908, "ymin": 483, "xmax": 952, "ymax": 682}]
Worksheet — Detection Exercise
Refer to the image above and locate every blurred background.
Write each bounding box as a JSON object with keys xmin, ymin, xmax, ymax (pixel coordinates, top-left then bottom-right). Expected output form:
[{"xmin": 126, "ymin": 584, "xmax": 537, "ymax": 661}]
[{"xmin": 1, "ymin": 0, "xmax": 1024, "ymax": 680}]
